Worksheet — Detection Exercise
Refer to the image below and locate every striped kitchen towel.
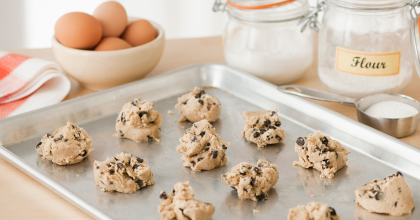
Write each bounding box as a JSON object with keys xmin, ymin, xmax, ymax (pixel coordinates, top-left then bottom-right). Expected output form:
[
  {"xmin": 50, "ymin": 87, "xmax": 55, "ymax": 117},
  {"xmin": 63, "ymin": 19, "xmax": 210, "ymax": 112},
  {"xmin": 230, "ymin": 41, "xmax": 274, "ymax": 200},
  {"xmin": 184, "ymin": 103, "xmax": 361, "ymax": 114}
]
[{"xmin": 0, "ymin": 51, "xmax": 70, "ymax": 119}]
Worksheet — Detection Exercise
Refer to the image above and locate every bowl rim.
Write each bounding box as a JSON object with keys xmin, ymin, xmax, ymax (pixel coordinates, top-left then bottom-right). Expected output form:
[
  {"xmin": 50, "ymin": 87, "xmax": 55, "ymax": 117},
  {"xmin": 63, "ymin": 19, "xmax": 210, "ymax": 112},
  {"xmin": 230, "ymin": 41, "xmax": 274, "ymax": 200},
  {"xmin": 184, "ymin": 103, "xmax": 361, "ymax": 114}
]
[{"xmin": 52, "ymin": 17, "xmax": 164, "ymax": 53}]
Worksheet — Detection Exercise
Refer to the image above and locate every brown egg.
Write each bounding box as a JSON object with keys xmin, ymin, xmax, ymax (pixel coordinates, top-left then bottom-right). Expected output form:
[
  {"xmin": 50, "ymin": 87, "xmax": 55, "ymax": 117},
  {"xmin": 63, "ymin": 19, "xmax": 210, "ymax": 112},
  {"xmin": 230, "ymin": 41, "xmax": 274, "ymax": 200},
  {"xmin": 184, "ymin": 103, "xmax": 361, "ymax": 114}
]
[
  {"xmin": 94, "ymin": 37, "xmax": 132, "ymax": 51},
  {"xmin": 55, "ymin": 12, "xmax": 102, "ymax": 49},
  {"xmin": 121, "ymin": 19, "xmax": 156, "ymax": 47},
  {"xmin": 93, "ymin": 1, "xmax": 128, "ymax": 37}
]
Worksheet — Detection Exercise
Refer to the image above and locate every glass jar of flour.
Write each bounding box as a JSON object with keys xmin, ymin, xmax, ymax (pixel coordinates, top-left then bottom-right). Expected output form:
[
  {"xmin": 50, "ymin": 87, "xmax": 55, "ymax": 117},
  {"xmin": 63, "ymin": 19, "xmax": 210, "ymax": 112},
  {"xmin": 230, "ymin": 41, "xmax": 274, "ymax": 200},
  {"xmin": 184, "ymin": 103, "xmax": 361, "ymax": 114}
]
[
  {"xmin": 213, "ymin": 0, "xmax": 314, "ymax": 84},
  {"xmin": 303, "ymin": 0, "xmax": 420, "ymax": 98}
]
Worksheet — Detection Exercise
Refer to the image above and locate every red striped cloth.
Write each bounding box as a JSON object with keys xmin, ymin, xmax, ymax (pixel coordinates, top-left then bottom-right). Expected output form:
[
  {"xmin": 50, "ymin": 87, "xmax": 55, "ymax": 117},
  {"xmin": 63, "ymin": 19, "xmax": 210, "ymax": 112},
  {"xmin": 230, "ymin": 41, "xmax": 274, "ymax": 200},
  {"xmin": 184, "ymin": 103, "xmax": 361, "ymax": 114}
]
[{"xmin": 0, "ymin": 51, "xmax": 70, "ymax": 119}]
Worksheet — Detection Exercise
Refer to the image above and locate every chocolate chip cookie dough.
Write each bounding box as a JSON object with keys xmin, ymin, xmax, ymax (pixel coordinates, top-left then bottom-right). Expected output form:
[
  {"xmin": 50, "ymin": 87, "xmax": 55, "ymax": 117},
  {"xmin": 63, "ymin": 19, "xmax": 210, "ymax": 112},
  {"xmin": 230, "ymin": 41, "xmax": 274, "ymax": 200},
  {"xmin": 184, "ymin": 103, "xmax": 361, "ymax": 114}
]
[
  {"xmin": 35, "ymin": 122, "xmax": 93, "ymax": 165},
  {"xmin": 221, "ymin": 160, "xmax": 279, "ymax": 201},
  {"xmin": 288, "ymin": 202, "xmax": 340, "ymax": 220},
  {"xmin": 158, "ymin": 181, "xmax": 215, "ymax": 220},
  {"xmin": 115, "ymin": 99, "xmax": 162, "ymax": 142},
  {"xmin": 175, "ymin": 87, "xmax": 221, "ymax": 122},
  {"xmin": 242, "ymin": 110, "xmax": 285, "ymax": 148},
  {"xmin": 177, "ymin": 119, "xmax": 229, "ymax": 171},
  {"xmin": 355, "ymin": 172, "xmax": 414, "ymax": 216},
  {"xmin": 94, "ymin": 152, "xmax": 154, "ymax": 193},
  {"xmin": 293, "ymin": 131, "xmax": 350, "ymax": 179}
]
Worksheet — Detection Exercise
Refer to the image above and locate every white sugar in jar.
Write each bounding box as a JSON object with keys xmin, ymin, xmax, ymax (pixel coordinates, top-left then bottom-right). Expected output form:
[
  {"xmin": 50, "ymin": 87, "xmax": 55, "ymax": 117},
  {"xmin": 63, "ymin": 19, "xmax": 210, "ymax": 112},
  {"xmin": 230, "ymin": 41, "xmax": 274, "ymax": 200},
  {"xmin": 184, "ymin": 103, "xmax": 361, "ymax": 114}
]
[{"xmin": 214, "ymin": 0, "xmax": 314, "ymax": 84}]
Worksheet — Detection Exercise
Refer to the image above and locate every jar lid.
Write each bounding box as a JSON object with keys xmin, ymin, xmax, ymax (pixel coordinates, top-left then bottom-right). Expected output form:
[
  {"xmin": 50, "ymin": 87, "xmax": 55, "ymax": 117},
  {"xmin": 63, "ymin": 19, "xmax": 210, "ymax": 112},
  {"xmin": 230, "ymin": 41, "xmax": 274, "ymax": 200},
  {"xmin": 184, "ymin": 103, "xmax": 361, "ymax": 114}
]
[
  {"xmin": 328, "ymin": 0, "xmax": 410, "ymax": 10},
  {"xmin": 411, "ymin": 12, "xmax": 420, "ymax": 78},
  {"xmin": 226, "ymin": 0, "xmax": 309, "ymax": 22},
  {"xmin": 227, "ymin": 0, "xmax": 296, "ymax": 9}
]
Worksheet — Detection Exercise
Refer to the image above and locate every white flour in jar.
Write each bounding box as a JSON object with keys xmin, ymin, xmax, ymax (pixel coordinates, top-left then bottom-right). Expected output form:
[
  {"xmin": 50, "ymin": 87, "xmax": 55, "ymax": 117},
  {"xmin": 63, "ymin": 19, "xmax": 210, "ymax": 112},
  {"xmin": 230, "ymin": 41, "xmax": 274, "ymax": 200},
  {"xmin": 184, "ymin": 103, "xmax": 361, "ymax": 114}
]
[{"xmin": 365, "ymin": 101, "xmax": 418, "ymax": 118}]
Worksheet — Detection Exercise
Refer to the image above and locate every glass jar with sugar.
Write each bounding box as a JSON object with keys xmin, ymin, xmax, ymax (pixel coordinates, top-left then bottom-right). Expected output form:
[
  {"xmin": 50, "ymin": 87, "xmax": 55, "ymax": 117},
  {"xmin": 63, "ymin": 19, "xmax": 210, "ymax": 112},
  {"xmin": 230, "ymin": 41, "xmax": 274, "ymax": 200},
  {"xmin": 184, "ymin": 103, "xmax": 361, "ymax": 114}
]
[
  {"xmin": 303, "ymin": 0, "xmax": 420, "ymax": 98},
  {"xmin": 213, "ymin": 0, "xmax": 314, "ymax": 84}
]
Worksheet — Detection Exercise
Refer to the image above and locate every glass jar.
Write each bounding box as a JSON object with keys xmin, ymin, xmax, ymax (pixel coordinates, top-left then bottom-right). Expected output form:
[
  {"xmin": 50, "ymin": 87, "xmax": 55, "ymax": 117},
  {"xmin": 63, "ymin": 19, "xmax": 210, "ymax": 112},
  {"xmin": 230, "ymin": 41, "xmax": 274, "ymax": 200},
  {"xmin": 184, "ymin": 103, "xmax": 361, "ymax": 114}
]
[
  {"xmin": 316, "ymin": 0, "xmax": 413, "ymax": 98},
  {"xmin": 214, "ymin": 0, "xmax": 314, "ymax": 84}
]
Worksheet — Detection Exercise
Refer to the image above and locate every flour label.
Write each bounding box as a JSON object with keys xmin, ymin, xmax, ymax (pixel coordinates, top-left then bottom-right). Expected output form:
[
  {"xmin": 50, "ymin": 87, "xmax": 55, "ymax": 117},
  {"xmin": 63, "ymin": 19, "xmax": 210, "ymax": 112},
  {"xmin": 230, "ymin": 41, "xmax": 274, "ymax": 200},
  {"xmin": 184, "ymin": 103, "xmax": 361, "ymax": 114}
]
[{"xmin": 335, "ymin": 47, "xmax": 401, "ymax": 76}]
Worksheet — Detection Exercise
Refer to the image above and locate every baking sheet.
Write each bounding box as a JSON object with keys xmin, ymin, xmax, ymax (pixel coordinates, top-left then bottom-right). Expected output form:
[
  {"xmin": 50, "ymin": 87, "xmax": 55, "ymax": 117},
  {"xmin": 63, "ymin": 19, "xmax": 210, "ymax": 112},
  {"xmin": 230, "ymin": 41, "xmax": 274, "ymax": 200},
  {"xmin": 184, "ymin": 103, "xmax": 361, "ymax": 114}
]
[{"xmin": 1, "ymin": 63, "xmax": 420, "ymax": 219}]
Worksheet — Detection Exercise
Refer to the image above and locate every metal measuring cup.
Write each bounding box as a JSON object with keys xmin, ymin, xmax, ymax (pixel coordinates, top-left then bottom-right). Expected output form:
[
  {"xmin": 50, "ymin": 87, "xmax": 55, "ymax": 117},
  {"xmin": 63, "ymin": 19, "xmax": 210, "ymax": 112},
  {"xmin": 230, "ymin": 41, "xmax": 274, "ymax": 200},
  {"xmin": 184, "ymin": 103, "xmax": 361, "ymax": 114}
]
[{"xmin": 278, "ymin": 85, "xmax": 420, "ymax": 138}]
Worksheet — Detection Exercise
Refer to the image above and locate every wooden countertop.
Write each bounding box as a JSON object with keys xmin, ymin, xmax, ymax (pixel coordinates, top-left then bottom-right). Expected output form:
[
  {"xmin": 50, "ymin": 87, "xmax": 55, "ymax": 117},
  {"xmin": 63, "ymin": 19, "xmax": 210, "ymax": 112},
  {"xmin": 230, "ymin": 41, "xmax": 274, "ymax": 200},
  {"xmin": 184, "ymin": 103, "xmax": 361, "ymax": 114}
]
[{"xmin": 1, "ymin": 35, "xmax": 419, "ymax": 219}]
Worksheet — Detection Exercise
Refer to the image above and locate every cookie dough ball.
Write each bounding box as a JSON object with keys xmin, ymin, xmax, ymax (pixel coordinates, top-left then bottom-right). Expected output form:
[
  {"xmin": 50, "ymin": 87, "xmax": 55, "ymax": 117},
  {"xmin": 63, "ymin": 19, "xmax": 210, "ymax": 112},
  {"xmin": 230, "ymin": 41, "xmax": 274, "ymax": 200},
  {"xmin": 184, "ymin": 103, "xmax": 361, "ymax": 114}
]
[
  {"xmin": 115, "ymin": 99, "xmax": 162, "ymax": 142},
  {"xmin": 293, "ymin": 131, "xmax": 350, "ymax": 179},
  {"xmin": 221, "ymin": 160, "xmax": 278, "ymax": 201},
  {"xmin": 288, "ymin": 202, "xmax": 340, "ymax": 220},
  {"xmin": 158, "ymin": 181, "xmax": 215, "ymax": 220},
  {"xmin": 94, "ymin": 152, "xmax": 155, "ymax": 193},
  {"xmin": 175, "ymin": 87, "xmax": 221, "ymax": 122},
  {"xmin": 355, "ymin": 172, "xmax": 414, "ymax": 216},
  {"xmin": 35, "ymin": 122, "xmax": 93, "ymax": 165},
  {"xmin": 176, "ymin": 119, "xmax": 229, "ymax": 171},
  {"xmin": 242, "ymin": 110, "xmax": 285, "ymax": 148}
]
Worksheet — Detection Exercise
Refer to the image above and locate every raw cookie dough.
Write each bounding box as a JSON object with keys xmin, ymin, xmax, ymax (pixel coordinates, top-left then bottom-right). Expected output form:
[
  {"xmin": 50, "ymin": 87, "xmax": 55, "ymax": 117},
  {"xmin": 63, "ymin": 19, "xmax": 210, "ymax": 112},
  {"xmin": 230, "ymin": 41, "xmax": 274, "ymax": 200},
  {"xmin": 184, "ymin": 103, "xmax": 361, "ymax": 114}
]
[
  {"xmin": 35, "ymin": 122, "xmax": 93, "ymax": 165},
  {"xmin": 293, "ymin": 131, "xmax": 350, "ymax": 179},
  {"xmin": 176, "ymin": 119, "xmax": 229, "ymax": 171},
  {"xmin": 355, "ymin": 172, "xmax": 415, "ymax": 216},
  {"xmin": 115, "ymin": 99, "xmax": 162, "ymax": 142},
  {"xmin": 242, "ymin": 110, "xmax": 285, "ymax": 148},
  {"xmin": 158, "ymin": 181, "xmax": 215, "ymax": 220},
  {"xmin": 94, "ymin": 152, "xmax": 154, "ymax": 193},
  {"xmin": 288, "ymin": 202, "xmax": 340, "ymax": 220},
  {"xmin": 175, "ymin": 87, "xmax": 221, "ymax": 122},
  {"xmin": 221, "ymin": 159, "xmax": 279, "ymax": 201}
]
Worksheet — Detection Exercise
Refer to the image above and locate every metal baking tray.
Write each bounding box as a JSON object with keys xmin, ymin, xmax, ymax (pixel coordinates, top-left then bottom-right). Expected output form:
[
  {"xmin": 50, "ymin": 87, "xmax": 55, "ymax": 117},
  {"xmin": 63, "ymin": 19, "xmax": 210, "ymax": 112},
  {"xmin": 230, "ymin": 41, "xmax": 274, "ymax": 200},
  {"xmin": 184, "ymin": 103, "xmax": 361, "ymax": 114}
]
[{"xmin": 1, "ymin": 63, "xmax": 420, "ymax": 220}]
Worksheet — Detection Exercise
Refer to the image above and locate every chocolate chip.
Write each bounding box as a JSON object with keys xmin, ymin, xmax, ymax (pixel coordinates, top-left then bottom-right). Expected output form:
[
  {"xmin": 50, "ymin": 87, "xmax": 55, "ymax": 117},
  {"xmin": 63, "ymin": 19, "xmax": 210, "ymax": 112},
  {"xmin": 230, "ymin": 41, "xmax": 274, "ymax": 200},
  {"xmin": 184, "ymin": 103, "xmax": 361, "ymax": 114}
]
[
  {"xmin": 182, "ymin": 101, "xmax": 187, "ymax": 105},
  {"xmin": 256, "ymin": 119, "xmax": 259, "ymax": 124},
  {"xmin": 399, "ymin": 187, "xmax": 402, "ymax": 193},
  {"xmin": 239, "ymin": 171, "xmax": 246, "ymax": 175},
  {"xmin": 131, "ymin": 101, "xmax": 136, "ymax": 106},
  {"xmin": 80, "ymin": 150, "xmax": 87, "ymax": 157},
  {"xmin": 191, "ymin": 161, "xmax": 196, "ymax": 166},
  {"xmin": 160, "ymin": 192, "xmax": 168, "ymax": 199},
  {"xmin": 96, "ymin": 166, "xmax": 99, "ymax": 169},
  {"xmin": 396, "ymin": 171, "xmax": 403, "ymax": 176},
  {"xmin": 204, "ymin": 148, "xmax": 209, "ymax": 151},
  {"xmin": 53, "ymin": 135, "xmax": 63, "ymax": 142},
  {"xmin": 135, "ymin": 179, "xmax": 143, "ymax": 188},
  {"xmin": 117, "ymin": 163, "xmax": 124, "ymax": 170},
  {"xmin": 139, "ymin": 111, "xmax": 148, "ymax": 118},
  {"xmin": 207, "ymin": 102, "xmax": 212, "ymax": 111},
  {"xmin": 198, "ymin": 158, "xmax": 203, "ymax": 162},
  {"xmin": 274, "ymin": 121, "xmax": 281, "ymax": 127},
  {"xmin": 322, "ymin": 136, "xmax": 329, "ymax": 146},
  {"xmin": 211, "ymin": 150, "xmax": 218, "ymax": 158},
  {"xmin": 71, "ymin": 125, "xmax": 76, "ymax": 129},
  {"xmin": 372, "ymin": 185, "xmax": 380, "ymax": 192},
  {"xmin": 275, "ymin": 135, "xmax": 282, "ymax": 141},
  {"xmin": 264, "ymin": 119, "xmax": 271, "ymax": 127},
  {"xmin": 335, "ymin": 151, "xmax": 338, "ymax": 158},
  {"xmin": 256, "ymin": 193, "xmax": 267, "ymax": 201},
  {"xmin": 46, "ymin": 133, "xmax": 51, "ymax": 138},
  {"xmin": 121, "ymin": 112, "xmax": 126, "ymax": 123},
  {"xmin": 191, "ymin": 154, "xmax": 198, "ymax": 157},
  {"xmin": 110, "ymin": 181, "xmax": 113, "ymax": 185},
  {"xmin": 107, "ymin": 163, "xmax": 112, "ymax": 167},
  {"xmin": 271, "ymin": 111, "xmax": 276, "ymax": 116},
  {"xmin": 147, "ymin": 135, "xmax": 153, "ymax": 141},
  {"xmin": 253, "ymin": 167, "xmax": 261, "ymax": 175},
  {"xmin": 243, "ymin": 188, "xmax": 248, "ymax": 192},
  {"xmin": 191, "ymin": 136, "xmax": 197, "ymax": 142},
  {"xmin": 268, "ymin": 125, "xmax": 276, "ymax": 130},
  {"xmin": 260, "ymin": 128, "xmax": 266, "ymax": 134},
  {"xmin": 321, "ymin": 159, "xmax": 330, "ymax": 169},
  {"xmin": 231, "ymin": 186, "xmax": 237, "ymax": 191},
  {"xmin": 375, "ymin": 192, "xmax": 385, "ymax": 200},
  {"xmin": 132, "ymin": 164, "xmax": 139, "ymax": 170},
  {"xmin": 199, "ymin": 89, "xmax": 206, "ymax": 95},
  {"xmin": 250, "ymin": 177, "xmax": 256, "ymax": 186},
  {"xmin": 253, "ymin": 132, "xmax": 260, "ymax": 138},
  {"xmin": 64, "ymin": 139, "xmax": 68, "ymax": 142},
  {"xmin": 296, "ymin": 137, "xmax": 305, "ymax": 146},
  {"xmin": 36, "ymin": 142, "xmax": 42, "ymax": 149},
  {"xmin": 222, "ymin": 145, "xmax": 227, "ymax": 149},
  {"xmin": 328, "ymin": 207, "xmax": 337, "ymax": 216},
  {"xmin": 115, "ymin": 157, "xmax": 118, "ymax": 161},
  {"xmin": 172, "ymin": 189, "xmax": 175, "ymax": 194},
  {"xmin": 119, "ymin": 130, "xmax": 124, "ymax": 137},
  {"xmin": 198, "ymin": 100, "xmax": 204, "ymax": 105},
  {"xmin": 137, "ymin": 157, "xmax": 144, "ymax": 163},
  {"xmin": 206, "ymin": 143, "xmax": 211, "ymax": 146},
  {"xmin": 200, "ymin": 131, "xmax": 206, "ymax": 137}
]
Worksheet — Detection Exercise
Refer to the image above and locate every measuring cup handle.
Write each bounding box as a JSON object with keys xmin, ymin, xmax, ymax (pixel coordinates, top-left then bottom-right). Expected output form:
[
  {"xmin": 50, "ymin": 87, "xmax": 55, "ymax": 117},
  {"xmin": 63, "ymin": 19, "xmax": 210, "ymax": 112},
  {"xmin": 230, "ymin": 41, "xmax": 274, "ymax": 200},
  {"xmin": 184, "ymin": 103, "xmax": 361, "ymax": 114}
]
[{"xmin": 277, "ymin": 85, "xmax": 357, "ymax": 106}]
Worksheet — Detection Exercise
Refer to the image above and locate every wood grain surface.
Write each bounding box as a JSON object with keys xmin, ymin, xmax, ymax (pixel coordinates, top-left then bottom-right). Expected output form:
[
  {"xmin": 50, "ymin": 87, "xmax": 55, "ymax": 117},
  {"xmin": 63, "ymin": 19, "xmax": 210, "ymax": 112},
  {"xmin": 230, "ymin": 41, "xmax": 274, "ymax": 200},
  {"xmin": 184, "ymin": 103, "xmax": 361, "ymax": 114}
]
[{"xmin": 2, "ymin": 34, "xmax": 419, "ymax": 219}]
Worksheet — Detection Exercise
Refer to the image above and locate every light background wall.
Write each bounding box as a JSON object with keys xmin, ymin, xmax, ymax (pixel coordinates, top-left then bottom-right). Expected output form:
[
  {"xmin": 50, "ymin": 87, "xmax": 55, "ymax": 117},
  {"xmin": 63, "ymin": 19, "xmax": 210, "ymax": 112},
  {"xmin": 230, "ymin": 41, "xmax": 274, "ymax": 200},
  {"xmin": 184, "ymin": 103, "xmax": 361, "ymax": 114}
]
[{"xmin": 0, "ymin": 0, "xmax": 317, "ymax": 49}]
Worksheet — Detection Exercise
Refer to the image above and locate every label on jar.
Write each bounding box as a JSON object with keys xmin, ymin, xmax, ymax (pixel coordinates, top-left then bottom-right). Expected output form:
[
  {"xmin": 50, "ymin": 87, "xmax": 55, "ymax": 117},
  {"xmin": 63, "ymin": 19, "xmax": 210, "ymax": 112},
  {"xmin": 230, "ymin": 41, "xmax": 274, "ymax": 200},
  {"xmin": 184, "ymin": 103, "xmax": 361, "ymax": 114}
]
[{"xmin": 335, "ymin": 47, "xmax": 401, "ymax": 76}]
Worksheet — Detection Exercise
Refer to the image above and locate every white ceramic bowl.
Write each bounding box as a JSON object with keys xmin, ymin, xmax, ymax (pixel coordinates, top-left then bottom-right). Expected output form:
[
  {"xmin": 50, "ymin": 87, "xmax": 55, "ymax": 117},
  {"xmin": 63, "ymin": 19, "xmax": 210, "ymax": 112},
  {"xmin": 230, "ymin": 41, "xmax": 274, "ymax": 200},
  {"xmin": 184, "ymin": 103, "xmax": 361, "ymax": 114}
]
[{"xmin": 52, "ymin": 18, "xmax": 165, "ymax": 91}]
